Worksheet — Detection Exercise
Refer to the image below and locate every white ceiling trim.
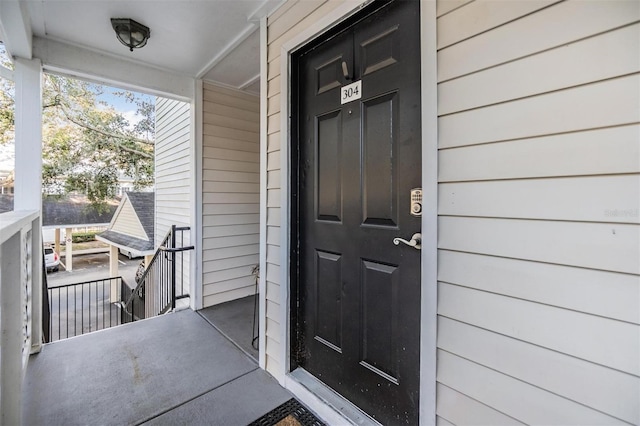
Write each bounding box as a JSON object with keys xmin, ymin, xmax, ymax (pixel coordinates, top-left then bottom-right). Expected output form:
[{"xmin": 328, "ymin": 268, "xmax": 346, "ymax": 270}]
[
  {"xmin": 0, "ymin": 1, "xmax": 33, "ymax": 60},
  {"xmin": 203, "ymin": 79, "xmax": 259, "ymax": 98},
  {"xmin": 239, "ymin": 73, "xmax": 260, "ymax": 90},
  {"xmin": 195, "ymin": 23, "xmax": 258, "ymax": 79},
  {"xmin": 37, "ymin": 33, "xmax": 185, "ymax": 77},
  {"xmin": 34, "ymin": 37, "xmax": 194, "ymax": 101},
  {"xmin": 247, "ymin": 0, "xmax": 287, "ymax": 22}
]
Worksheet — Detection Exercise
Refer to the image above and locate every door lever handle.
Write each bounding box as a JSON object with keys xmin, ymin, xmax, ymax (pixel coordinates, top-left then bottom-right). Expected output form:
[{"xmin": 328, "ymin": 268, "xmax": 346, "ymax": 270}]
[{"xmin": 393, "ymin": 233, "xmax": 421, "ymax": 250}]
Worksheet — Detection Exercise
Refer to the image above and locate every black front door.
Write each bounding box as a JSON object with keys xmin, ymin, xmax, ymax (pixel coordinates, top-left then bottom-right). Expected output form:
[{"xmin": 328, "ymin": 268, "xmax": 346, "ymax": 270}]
[{"xmin": 293, "ymin": 1, "xmax": 421, "ymax": 424}]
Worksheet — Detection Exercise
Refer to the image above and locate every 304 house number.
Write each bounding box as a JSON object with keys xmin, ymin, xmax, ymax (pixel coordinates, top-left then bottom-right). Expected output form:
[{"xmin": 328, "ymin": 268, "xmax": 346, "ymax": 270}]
[{"xmin": 341, "ymin": 80, "xmax": 362, "ymax": 105}]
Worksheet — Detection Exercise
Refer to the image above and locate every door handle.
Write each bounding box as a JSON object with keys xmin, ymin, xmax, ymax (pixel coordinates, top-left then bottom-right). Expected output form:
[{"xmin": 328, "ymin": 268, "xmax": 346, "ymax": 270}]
[{"xmin": 393, "ymin": 233, "xmax": 421, "ymax": 250}]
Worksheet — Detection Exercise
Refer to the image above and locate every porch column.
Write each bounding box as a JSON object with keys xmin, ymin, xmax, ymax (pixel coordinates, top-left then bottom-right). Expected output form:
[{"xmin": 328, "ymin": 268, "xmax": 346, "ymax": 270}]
[
  {"xmin": 54, "ymin": 228, "xmax": 61, "ymax": 254},
  {"xmin": 65, "ymin": 227, "xmax": 73, "ymax": 271},
  {"xmin": 109, "ymin": 245, "xmax": 119, "ymax": 302},
  {"xmin": 13, "ymin": 58, "xmax": 44, "ymax": 357},
  {"xmin": 13, "ymin": 58, "xmax": 42, "ymax": 211},
  {"xmin": 144, "ymin": 254, "xmax": 154, "ymax": 268}
]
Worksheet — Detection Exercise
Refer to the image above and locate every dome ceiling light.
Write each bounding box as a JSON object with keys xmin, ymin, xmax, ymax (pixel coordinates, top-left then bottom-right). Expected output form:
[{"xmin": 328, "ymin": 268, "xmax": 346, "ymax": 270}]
[{"xmin": 110, "ymin": 18, "xmax": 150, "ymax": 52}]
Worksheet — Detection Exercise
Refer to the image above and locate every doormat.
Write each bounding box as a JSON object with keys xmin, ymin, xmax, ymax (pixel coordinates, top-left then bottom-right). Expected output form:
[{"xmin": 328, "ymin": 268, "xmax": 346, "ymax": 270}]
[{"xmin": 248, "ymin": 398, "xmax": 325, "ymax": 426}]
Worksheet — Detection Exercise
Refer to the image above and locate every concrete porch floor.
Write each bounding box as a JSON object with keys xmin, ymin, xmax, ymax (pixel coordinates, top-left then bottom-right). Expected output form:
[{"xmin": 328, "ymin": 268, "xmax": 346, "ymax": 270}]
[
  {"xmin": 23, "ymin": 308, "xmax": 293, "ymax": 425},
  {"xmin": 199, "ymin": 295, "xmax": 259, "ymax": 361}
]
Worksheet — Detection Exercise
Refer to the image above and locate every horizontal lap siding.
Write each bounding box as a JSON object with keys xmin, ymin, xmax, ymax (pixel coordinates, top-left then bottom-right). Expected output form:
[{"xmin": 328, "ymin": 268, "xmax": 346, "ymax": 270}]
[
  {"xmin": 435, "ymin": 1, "xmax": 640, "ymax": 425},
  {"xmin": 202, "ymin": 82, "xmax": 259, "ymax": 307},
  {"xmin": 266, "ymin": 0, "xmax": 340, "ymax": 378},
  {"xmin": 155, "ymin": 98, "xmax": 191, "ymax": 289},
  {"xmin": 111, "ymin": 200, "xmax": 147, "ymax": 240}
]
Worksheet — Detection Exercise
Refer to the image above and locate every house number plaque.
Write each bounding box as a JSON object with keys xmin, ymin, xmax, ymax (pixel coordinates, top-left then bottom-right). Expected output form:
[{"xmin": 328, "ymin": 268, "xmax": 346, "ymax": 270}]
[{"xmin": 341, "ymin": 80, "xmax": 362, "ymax": 105}]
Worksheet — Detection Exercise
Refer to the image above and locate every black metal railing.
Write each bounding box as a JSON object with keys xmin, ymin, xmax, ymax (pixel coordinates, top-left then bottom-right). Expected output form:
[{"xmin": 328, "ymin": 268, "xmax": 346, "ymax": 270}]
[
  {"xmin": 120, "ymin": 279, "xmax": 145, "ymax": 323},
  {"xmin": 48, "ymin": 277, "xmax": 124, "ymax": 342},
  {"xmin": 122, "ymin": 225, "xmax": 193, "ymax": 323},
  {"xmin": 42, "ymin": 252, "xmax": 51, "ymax": 343}
]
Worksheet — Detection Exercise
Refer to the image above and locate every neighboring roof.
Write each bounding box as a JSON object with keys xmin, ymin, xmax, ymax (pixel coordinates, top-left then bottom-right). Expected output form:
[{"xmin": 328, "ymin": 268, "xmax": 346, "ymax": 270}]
[
  {"xmin": 0, "ymin": 195, "xmax": 13, "ymax": 213},
  {"xmin": 0, "ymin": 194, "xmax": 118, "ymax": 227},
  {"xmin": 96, "ymin": 230, "xmax": 154, "ymax": 254},
  {"xmin": 125, "ymin": 192, "xmax": 155, "ymax": 245},
  {"xmin": 97, "ymin": 192, "xmax": 155, "ymax": 255},
  {"xmin": 42, "ymin": 195, "xmax": 118, "ymax": 227}
]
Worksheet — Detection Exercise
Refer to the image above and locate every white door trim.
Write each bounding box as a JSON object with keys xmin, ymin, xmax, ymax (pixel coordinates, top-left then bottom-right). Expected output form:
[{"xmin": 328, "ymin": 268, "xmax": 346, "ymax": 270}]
[
  {"xmin": 276, "ymin": 1, "xmax": 438, "ymax": 423},
  {"xmin": 258, "ymin": 15, "xmax": 269, "ymax": 370},
  {"xmin": 419, "ymin": 2, "xmax": 438, "ymax": 425}
]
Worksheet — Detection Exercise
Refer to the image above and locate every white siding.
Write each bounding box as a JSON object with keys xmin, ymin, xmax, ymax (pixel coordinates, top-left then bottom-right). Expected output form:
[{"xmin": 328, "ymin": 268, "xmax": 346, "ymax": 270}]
[
  {"xmin": 202, "ymin": 82, "xmax": 260, "ymax": 307},
  {"xmin": 110, "ymin": 198, "xmax": 147, "ymax": 240},
  {"xmin": 435, "ymin": 2, "xmax": 640, "ymax": 426},
  {"xmin": 155, "ymin": 97, "xmax": 191, "ymax": 293},
  {"xmin": 265, "ymin": 0, "xmax": 640, "ymax": 420}
]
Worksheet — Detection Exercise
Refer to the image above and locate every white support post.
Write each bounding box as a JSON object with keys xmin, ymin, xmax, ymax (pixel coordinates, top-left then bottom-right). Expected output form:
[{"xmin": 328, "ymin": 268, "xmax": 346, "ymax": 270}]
[
  {"xmin": 13, "ymin": 58, "xmax": 42, "ymax": 212},
  {"xmin": 109, "ymin": 245, "xmax": 119, "ymax": 302},
  {"xmin": 12, "ymin": 58, "xmax": 44, "ymax": 369},
  {"xmin": 109, "ymin": 245, "xmax": 119, "ymax": 278},
  {"xmin": 0, "ymin": 233, "xmax": 24, "ymax": 425},
  {"xmin": 65, "ymin": 227, "xmax": 72, "ymax": 271},
  {"xmin": 191, "ymin": 79, "xmax": 203, "ymax": 311},
  {"xmin": 54, "ymin": 228, "xmax": 60, "ymax": 255}
]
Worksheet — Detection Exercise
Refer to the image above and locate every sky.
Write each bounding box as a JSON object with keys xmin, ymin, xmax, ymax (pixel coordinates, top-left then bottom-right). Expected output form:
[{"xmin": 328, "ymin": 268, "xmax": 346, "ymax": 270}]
[
  {"xmin": 97, "ymin": 86, "xmax": 154, "ymax": 114},
  {"xmin": 0, "ymin": 82, "xmax": 154, "ymax": 172},
  {"xmin": 0, "ymin": 145, "xmax": 12, "ymax": 171}
]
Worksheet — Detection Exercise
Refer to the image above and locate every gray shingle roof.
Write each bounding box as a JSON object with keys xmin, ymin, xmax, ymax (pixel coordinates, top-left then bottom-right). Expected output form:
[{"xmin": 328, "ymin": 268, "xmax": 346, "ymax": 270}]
[
  {"xmin": 125, "ymin": 192, "xmax": 154, "ymax": 245},
  {"xmin": 96, "ymin": 230, "xmax": 154, "ymax": 253},
  {"xmin": 0, "ymin": 194, "xmax": 13, "ymax": 213},
  {"xmin": 97, "ymin": 192, "xmax": 155, "ymax": 254},
  {"xmin": 42, "ymin": 195, "xmax": 118, "ymax": 227},
  {"xmin": 0, "ymin": 194, "xmax": 118, "ymax": 227}
]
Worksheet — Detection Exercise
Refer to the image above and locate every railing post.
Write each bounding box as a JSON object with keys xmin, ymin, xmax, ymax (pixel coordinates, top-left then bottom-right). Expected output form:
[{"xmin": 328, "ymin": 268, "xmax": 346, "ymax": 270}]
[
  {"xmin": 64, "ymin": 227, "xmax": 73, "ymax": 271},
  {"xmin": 171, "ymin": 225, "xmax": 177, "ymax": 310},
  {"xmin": 0, "ymin": 232, "xmax": 24, "ymax": 425},
  {"xmin": 109, "ymin": 245, "xmax": 120, "ymax": 303},
  {"xmin": 30, "ymin": 218, "xmax": 43, "ymax": 354},
  {"xmin": 143, "ymin": 254, "xmax": 155, "ymax": 317}
]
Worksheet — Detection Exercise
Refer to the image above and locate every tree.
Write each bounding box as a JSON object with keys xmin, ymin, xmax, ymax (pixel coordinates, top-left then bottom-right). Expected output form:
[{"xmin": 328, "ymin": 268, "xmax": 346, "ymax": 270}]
[
  {"xmin": 42, "ymin": 75, "xmax": 155, "ymax": 208},
  {"xmin": 0, "ymin": 44, "xmax": 15, "ymax": 147},
  {"xmin": 0, "ymin": 49, "xmax": 154, "ymax": 208}
]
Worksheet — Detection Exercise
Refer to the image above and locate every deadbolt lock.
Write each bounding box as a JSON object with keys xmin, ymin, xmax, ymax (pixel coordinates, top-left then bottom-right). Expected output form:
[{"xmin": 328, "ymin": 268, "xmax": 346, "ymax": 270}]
[{"xmin": 410, "ymin": 188, "xmax": 422, "ymax": 216}]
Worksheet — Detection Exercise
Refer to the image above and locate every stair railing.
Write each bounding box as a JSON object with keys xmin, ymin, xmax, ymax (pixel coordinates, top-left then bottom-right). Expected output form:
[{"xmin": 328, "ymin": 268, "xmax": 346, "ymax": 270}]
[{"xmin": 122, "ymin": 225, "xmax": 193, "ymax": 323}]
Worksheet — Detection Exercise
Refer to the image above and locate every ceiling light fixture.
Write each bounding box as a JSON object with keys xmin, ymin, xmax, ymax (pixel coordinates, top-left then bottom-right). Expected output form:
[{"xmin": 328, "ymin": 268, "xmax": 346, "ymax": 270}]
[{"xmin": 110, "ymin": 18, "xmax": 150, "ymax": 52}]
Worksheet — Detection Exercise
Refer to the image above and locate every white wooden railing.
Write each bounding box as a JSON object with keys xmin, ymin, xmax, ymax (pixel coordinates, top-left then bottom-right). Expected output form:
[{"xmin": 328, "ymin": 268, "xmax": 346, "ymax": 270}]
[{"xmin": 0, "ymin": 210, "xmax": 43, "ymax": 425}]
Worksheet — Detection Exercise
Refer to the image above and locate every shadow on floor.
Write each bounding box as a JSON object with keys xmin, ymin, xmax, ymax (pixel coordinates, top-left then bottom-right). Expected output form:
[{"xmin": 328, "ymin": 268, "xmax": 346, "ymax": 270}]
[
  {"xmin": 22, "ymin": 309, "xmax": 292, "ymax": 425},
  {"xmin": 198, "ymin": 294, "xmax": 259, "ymax": 361}
]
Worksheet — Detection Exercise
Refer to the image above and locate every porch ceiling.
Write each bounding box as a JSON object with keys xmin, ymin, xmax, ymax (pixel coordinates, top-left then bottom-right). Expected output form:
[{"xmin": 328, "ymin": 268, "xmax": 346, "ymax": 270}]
[{"xmin": 1, "ymin": 0, "xmax": 280, "ymax": 95}]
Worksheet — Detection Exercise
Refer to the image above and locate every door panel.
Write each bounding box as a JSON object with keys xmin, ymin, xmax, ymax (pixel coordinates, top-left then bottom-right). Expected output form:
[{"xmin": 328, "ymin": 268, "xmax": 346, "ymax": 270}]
[
  {"xmin": 361, "ymin": 259, "xmax": 400, "ymax": 383},
  {"xmin": 316, "ymin": 110, "xmax": 343, "ymax": 222},
  {"xmin": 315, "ymin": 249, "xmax": 343, "ymax": 352},
  {"xmin": 362, "ymin": 92, "xmax": 399, "ymax": 227},
  {"xmin": 295, "ymin": 2, "xmax": 421, "ymax": 424}
]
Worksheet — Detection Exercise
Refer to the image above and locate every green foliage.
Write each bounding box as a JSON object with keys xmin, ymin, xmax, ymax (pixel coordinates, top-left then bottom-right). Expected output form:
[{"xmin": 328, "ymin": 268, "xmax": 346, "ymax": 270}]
[
  {"xmin": 71, "ymin": 231, "xmax": 98, "ymax": 243},
  {"xmin": 39, "ymin": 74, "xmax": 155, "ymax": 205},
  {"xmin": 0, "ymin": 43, "xmax": 15, "ymax": 146},
  {"xmin": 0, "ymin": 77, "xmax": 14, "ymax": 146},
  {"xmin": 0, "ymin": 57, "xmax": 155, "ymax": 205}
]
